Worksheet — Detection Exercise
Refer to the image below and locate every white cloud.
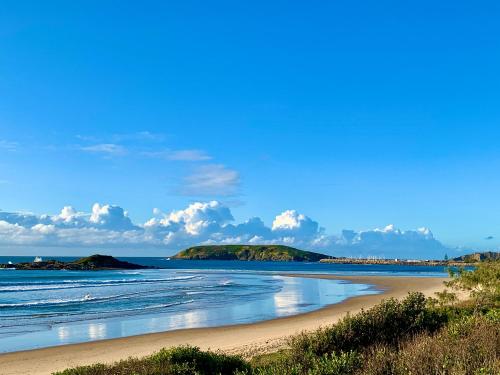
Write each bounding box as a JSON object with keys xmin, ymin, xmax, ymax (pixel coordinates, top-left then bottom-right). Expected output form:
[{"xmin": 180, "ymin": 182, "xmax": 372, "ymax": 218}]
[
  {"xmin": 169, "ymin": 201, "xmax": 232, "ymax": 224},
  {"xmin": 272, "ymin": 210, "xmax": 321, "ymax": 238},
  {"xmin": 0, "ymin": 221, "xmax": 36, "ymax": 244},
  {"xmin": 112, "ymin": 131, "xmax": 165, "ymax": 143},
  {"xmin": 180, "ymin": 164, "xmax": 240, "ymax": 196},
  {"xmin": 328, "ymin": 224, "xmax": 446, "ymax": 259},
  {"xmin": 89, "ymin": 204, "xmax": 137, "ymax": 230},
  {"xmin": 142, "ymin": 149, "xmax": 212, "ymax": 161},
  {"xmin": 0, "ymin": 202, "xmax": 450, "ymax": 259},
  {"xmin": 144, "ymin": 201, "xmax": 234, "ymax": 248},
  {"xmin": 80, "ymin": 143, "xmax": 127, "ymax": 156},
  {"xmin": 56, "ymin": 206, "xmax": 79, "ymax": 221},
  {"xmin": 0, "ymin": 140, "xmax": 18, "ymax": 151},
  {"xmin": 52, "ymin": 206, "xmax": 88, "ymax": 226},
  {"xmin": 0, "ymin": 211, "xmax": 52, "ymax": 227},
  {"xmin": 31, "ymin": 223, "xmax": 56, "ymax": 234},
  {"xmin": 272, "ymin": 210, "xmax": 303, "ymax": 230},
  {"xmin": 167, "ymin": 150, "xmax": 212, "ymax": 161}
]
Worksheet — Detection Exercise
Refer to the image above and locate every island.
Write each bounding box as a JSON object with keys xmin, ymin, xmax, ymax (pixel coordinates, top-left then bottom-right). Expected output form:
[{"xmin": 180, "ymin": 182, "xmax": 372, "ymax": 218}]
[
  {"xmin": 0, "ymin": 254, "xmax": 154, "ymax": 270},
  {"xmin": 172, "ymin": 245, "xmax": 330, "ymax": 262}
]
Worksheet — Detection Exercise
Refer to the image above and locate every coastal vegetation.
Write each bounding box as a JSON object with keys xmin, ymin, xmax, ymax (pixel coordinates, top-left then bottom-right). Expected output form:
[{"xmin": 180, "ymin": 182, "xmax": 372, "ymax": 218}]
[
  {"xmin": 452, "ymin": 251, "xmax": 500, "ymax": 263},
  {"xmin": 54, "ymin": 346, "xmax": 250, "ymax": 375},
  {"xmin": 0, "ymin": 254, "xmax": 152, "ymax": 270},
  {"xmin": 56, "ymin": 260, "xmax": 500, "ymax": 375},
  {"xmin": 172, "ymin": 245, "xmax": 330, "ymax": 262}
]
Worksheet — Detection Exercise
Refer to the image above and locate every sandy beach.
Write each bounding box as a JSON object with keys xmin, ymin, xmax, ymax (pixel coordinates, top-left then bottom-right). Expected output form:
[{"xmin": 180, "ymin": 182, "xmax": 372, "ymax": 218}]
[{"xmin": 0, "ymin": 274, "xmax": 447, "ymax": 375}]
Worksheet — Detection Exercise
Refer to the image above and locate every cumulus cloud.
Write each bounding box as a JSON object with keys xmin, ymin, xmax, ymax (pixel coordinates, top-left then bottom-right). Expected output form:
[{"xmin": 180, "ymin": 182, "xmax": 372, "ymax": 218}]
[
  {"xmin": 146, "ymin": 201, "xmax": 233, "ymax": 235},
  {"xmin": 1, "ymin": 222, "xmax": 48, "ymax": 245},
  {"xmin": 225, "ymin": 217, "xmax": 272, "ymax": 239},
  {"xmin": 144, "ymin": 201, "xmax": 235, "ymax": 248},
  {"xmin": 0, "ymin": 202, "xmax": 450, "ymax": 258},
  {"xmin": 89, "ymin": 204, "xmax": 137, "ymax": 230},
  {"xmin": 52, "ymin": 206, "xmax": 88, "ymax": 226},
  {"xmin": 272, "ymin": 210, "xmax": 321, "ymax": 238},
  {"xmin": 326, "ymin": 224, "xmax": 446, "ymax": 259},
  {"xmin": 0, "ymin": 211, "xmax": 52, "ymax": 227},
  {"xmin": 32, "ymin": 223, "xmax": 56, "ymax": 235},
  {"xmin": 180, "ymin": 164, "xmax": 240, "ymax": 196}
]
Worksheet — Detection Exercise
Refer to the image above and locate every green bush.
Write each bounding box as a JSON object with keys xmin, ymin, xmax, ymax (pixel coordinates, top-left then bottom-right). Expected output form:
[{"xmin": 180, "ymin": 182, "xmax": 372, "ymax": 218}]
[
  {"xmin": 446, "ymin": 260, "xmax": 500, "ymax": 310},
  {"xmin": 249, "ymin": 314, "xmax": 500, "ymax": 375},
  {"xmin": 54, "ymin": 346, "xmax": 250, "ymax": 375},
  {"xmin": 485, "ymin": 308, "xmax": 500, "ymax": 323},
  {"xmin": 244, "ymin": 351, "xmax": 361, "ymax": 375},
  {"xmin": 359, "ymin": 315, "xmax": 500, "ymax": 374},
  {"xmin": 289, "ymin": 292, "xmax": 447, "ymax": 360}
]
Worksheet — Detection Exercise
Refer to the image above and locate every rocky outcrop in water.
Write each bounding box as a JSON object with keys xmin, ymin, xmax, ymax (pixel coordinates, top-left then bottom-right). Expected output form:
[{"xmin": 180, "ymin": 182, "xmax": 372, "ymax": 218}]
[{"xmin": 0, "ymin": 254, "xmax": 154, "ymax": 270}]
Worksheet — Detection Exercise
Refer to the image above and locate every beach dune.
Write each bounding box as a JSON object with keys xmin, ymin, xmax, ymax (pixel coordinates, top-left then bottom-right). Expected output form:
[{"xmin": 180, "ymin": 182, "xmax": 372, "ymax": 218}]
[{"xmin": 0, "ymin": 275, "xmax": 447, "ymax": 375}]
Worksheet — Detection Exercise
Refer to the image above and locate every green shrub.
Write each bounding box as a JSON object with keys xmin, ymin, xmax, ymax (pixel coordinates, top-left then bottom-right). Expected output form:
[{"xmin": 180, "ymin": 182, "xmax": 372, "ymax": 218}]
[
  {"xmin": 359, "ymin": 315, "xmax": 500, "ymax": 375},
  {"xmin": 289, "ymin": 292, "xmax": 447, "ymax": 360},
  {"xmin": 245, "ymin": 351, "xmax": 361, "ymax": 375},
  {"xmin": 306, "ymin": 351, "xmax": 361, "ymax": 375},
  {"xmin": 54, "ymin": 346, "xmax": 250, "ymax": 375},
  {"xmin": 150, "ymin": 346, "xmax": 250, "ymax": 374},
  {"xmin": 248, "ymin": 350, "xmax": 291, "ymax": 368},
  {"xmin": 484, "ymin": 307, "xmax": 500, "ymax": 323},
  {"xmin": 446, "ymin": 260, "xmax": 500, "ymax": 310}
]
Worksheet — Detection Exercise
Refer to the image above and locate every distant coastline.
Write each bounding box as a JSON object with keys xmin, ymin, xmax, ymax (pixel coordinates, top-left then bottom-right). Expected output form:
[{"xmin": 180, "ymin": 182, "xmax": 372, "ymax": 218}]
[
  {"xmin": 172, "ymin": 245, "xmax": 498, "ymax": 267},
  {"xmin": 320, "ymin": 258, "xmax": 463, "ymax": 266},
  {"xmin": 320, "ymin": 250, "xmax": 499, "ymax": 266},
  {"xmin": 1, "ymin": 250, "xmax": 497, "ymax": 270}
]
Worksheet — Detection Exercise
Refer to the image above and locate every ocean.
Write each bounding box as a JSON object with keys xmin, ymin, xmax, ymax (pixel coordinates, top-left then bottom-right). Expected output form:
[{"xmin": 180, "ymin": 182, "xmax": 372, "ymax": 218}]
[{"xmin": 0, "ymin": 257, "xmax": 449, "ymax": 353}]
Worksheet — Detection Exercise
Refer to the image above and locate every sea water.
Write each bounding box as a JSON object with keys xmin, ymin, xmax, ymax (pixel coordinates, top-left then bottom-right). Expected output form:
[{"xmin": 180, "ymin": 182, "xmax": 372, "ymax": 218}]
[{"xmin": 0, "ymin": 258, "xmax": 448, "ymax": 353}]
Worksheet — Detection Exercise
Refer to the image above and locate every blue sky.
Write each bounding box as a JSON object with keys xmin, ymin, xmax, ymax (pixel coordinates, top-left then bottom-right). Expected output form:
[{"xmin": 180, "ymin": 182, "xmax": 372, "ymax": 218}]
[{"xmin": 1, "ymin": 1, "xmax": 500, "ymax": 256}]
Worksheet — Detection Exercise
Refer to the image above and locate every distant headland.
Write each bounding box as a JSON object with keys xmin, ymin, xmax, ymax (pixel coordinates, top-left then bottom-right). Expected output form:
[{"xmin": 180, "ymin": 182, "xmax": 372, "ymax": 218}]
[
  {"xmin": 319, "ymin": 251, "xmax": 499, "ymax": 266},
  {"xmin": 173, "ymin": 246, "xmax": 499, "ymax": 266},
  {"xmin": 172, "ymin": 245, "xmax": 330, "ymax": 262},
  {"xmin": 0, "ymin": 254, "xmax": 154, "ymax": 270}
]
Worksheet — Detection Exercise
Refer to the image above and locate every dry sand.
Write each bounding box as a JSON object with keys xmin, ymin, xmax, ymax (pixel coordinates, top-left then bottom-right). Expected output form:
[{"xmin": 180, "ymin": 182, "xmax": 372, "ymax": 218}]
[{"xmin": 0, "ymin": 274, "xmax": 447, "ymax": 375}]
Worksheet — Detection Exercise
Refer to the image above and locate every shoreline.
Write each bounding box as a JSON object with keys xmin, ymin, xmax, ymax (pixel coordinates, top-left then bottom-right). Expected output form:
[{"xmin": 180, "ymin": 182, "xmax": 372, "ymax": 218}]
[{"xmin": 0, "ymin": 274, "xmax": 447, "ymax": 375}]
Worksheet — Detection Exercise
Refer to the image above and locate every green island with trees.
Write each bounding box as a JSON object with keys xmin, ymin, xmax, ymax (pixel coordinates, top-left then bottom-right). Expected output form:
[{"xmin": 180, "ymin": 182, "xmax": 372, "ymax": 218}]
[{"xmin": 172, "ymin": 245, "xmax": 330, "ymax": 262}]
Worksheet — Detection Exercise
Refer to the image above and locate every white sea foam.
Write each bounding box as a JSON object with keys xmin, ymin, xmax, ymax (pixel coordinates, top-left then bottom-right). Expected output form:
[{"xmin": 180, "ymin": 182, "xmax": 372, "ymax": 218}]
[
  {"xmin": 0, "ymin": 288, "xmax": 191, "ymax": 308},
  {"xmin": 0, "ymin": 275, "xmax": 203, "ymax": 292}
]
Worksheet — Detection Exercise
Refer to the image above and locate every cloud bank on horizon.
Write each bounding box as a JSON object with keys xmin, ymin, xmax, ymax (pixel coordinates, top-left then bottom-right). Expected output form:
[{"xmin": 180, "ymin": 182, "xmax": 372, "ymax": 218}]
[{"xmin": 0, "ymin": 201, "xmax": 451, "ymax": 259}]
